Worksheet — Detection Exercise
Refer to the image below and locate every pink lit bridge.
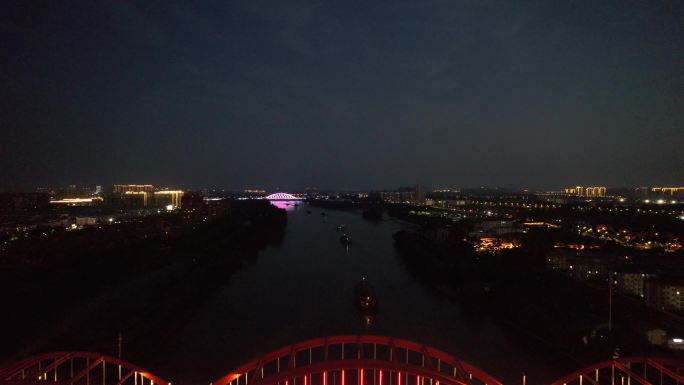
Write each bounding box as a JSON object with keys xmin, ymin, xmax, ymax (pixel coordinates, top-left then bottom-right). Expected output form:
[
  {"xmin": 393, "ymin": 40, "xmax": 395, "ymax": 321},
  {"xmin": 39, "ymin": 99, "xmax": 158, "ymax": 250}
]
[
  {"xmin": 2, "ymin": 336, "xmax": 683, "ymax": 385},
  {"xmin": 265, "ymin": 193, "xmax": 302, "ymax": 201}
]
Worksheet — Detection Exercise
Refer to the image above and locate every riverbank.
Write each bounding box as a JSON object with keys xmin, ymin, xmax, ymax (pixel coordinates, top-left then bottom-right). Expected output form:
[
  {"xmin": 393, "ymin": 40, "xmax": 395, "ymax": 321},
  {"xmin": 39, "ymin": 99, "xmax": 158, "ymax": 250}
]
[
  {"xmin": 0, "ymin": 200, "xmax": 287, "ymax": 366},
  {"xmin": 392, "ymin": 224, "xmax": 684, "ymax": 370}
]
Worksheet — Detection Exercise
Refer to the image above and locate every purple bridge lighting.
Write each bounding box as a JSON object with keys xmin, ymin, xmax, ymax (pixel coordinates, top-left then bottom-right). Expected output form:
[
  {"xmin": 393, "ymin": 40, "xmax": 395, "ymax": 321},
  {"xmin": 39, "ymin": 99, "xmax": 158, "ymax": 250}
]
[{"xmin": 265, "ymin": 193, "xmax": 299, "ymax": 201}]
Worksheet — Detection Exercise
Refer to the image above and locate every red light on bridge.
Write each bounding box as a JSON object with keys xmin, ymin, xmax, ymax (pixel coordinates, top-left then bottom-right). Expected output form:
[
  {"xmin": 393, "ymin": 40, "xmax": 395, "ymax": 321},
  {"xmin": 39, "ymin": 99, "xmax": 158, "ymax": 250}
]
[{"xmin": 4, "ymin": 339, "xmax": 684, "ymax": 385}]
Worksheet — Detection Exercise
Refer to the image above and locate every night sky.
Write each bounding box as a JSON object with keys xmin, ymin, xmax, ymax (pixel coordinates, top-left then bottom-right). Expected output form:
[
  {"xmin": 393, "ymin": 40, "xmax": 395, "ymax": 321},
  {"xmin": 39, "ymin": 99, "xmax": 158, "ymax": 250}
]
[{"xmin": 1, "ymin": 1, "xmax": 683, "ymax": 191}]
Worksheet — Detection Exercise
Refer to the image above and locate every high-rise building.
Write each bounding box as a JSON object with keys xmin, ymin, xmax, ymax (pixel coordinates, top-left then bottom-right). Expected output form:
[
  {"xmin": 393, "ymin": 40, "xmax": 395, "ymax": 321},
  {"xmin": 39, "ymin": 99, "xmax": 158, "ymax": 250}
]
[
  {"xmin": 650, "ymin": 187, "xmax": 684, "ymax": 197},
  {"xmin": 634, "ymin": 187, "xmax": 684, "ymax": 199},
  {"xmin": 121, "ymin": 191, "xmax": 152, "ymax": 207},
  {"xmin": 415, "ymin": 184, "xmax": 426, "ymax": 203},
  {"xmin": 113, "ymin": 184, "xmax": 155, "ymax": 193},
  {"xmin": 379, "ymin": 188, "xmax": 415, "ymax": 203},
  {"xmin": 564, "ymin": 186, "xmax": 606, "ymax": 197},
  {"xmin": 645, "ymin": 278, "xmax": 684, "ymax": 312},
  {"xmin": 110, "ymin": 185, "xmax": 185, "ymax": 208},
  {"xmin": 615, "ymin": 271, "xmax": 656, "ymax": 298},
  {"xmin": 110, "ymin": 185, "xmax": 155, "ymax": 208},
  {"xmin": 154, "ymin": 190, "xmax": 184, "ymax": 209}
]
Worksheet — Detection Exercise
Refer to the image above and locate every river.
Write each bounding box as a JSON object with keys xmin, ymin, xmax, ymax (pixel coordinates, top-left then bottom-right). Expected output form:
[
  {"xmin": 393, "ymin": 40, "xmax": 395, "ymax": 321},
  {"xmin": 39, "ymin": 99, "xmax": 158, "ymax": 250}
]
[{"xmin": 154, "ymin": 203, "xmax": 572, "ymax": 385}]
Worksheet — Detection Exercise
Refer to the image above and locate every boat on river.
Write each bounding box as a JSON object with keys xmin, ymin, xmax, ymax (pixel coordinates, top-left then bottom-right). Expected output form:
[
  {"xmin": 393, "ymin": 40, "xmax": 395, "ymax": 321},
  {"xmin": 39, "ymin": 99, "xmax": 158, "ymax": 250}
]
[{"xmin": 354, "ymin": 277, "xmax": 377, "ymax": 311}]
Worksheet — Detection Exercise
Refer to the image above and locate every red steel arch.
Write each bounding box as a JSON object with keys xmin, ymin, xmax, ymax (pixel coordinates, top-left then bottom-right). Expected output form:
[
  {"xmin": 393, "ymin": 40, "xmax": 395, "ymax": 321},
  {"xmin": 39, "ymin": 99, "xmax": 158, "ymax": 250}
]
[
  {"xmin": 0, "ymin": 352, "xmax": 168, "ymax": 385},
  {"xmin": 4, "ymin": 342, "xmax": 681, "ymax": 385},
  {"xmin": 212, "ymin": 335, "xmax": 502, "ymax": 385},
  {"xmin": 550, "ymin": 357, "xmax": 684, "ymax": 385}
]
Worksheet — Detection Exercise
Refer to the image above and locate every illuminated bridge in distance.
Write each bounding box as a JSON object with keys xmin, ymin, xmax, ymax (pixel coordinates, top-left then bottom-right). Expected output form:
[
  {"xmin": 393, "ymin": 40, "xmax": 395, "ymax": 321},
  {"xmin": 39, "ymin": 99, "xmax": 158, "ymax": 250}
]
[
  {"xmin": 3, "ymin": 336, "xmax": 684, "ymax": 385},
  {"xmin": 265, "ymin": 193, "xmax": 301, "ymax": 201}
]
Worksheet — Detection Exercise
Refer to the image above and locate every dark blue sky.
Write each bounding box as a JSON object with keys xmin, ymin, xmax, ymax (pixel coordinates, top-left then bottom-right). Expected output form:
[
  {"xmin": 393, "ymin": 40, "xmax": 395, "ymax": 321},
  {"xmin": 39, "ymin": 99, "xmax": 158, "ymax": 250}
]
[{"xmin": 1, "ymin": 1, "xmax": 683, "ymax": 190}]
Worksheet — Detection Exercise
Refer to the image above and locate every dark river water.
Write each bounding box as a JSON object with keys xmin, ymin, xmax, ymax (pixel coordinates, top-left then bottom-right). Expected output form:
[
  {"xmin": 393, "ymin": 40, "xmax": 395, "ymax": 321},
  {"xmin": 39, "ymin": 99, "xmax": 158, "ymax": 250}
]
[{"xmin": 155, "ymin": 204, "xmax": 572, "ymax": 385}]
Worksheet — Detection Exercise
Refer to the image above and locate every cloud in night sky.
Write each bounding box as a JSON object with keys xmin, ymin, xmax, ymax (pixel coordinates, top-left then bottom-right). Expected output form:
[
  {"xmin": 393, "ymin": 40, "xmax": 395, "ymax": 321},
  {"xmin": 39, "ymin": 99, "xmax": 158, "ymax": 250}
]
[{"xmin": 1, "ymin": 0, "xmax": 682, "ymax": 190}]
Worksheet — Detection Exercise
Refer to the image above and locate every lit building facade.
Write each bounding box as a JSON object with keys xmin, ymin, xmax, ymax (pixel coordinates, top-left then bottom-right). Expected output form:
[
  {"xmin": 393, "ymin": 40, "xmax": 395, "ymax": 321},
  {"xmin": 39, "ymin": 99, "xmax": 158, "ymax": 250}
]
[
  {"xmin": 546, "ymin": 251, "xmax": 608, "ymax": 282},
  {"xmin": 615, "ymin": 271, "xmax": 657, "ymax": 298},
  {"xmin": 111, "ymin": 185, "xmax": 184, "ymax": 208},
  {"xmin": 121, "ymin": 191, "xmax": 152, "ymax": 207},
  {"xmin": 649, "ymin": 187, "xmax": 684, "ymax": 197},
  {"xmin": 114, "ymin": 184, "xmax": 155, "ymax": 193},
  {"xmin": 645, "ymin": 279, "xmax": 684, "ymax": 312},
  {"xmin": 635, "ymin": 187, "xmax": 684, "ymax": 198},
  {"xmin": 379, "ymin": 185, "xmax": 427, "ymax": 204},
  {"xmin": 564, "ymin": 186, "xmax": 607, "ymax": 197},
  {"xmin": 49, "ymin": 197, "xmax": 103, "ymax": 206},
  {"xmin": 379, "ymin": 190, "xmax": 415, "ymax": 203},
  {"xmin": 154, "ymin": 190, "xmax": 184, "ymax": 208}
]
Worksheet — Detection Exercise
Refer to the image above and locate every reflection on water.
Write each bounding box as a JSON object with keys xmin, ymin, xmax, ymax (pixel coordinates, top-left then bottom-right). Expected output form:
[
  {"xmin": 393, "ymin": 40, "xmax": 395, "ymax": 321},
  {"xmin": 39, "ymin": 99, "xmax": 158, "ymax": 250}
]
[
  {"xmin": 269, "ymin": 200, "xmax": 302, "ymax": 211},
  {"xmin": 158, "ymin": 206, "xmax": 569, "ymax": 385},
  {"xmin": 362, "ymin": 313, "xmax": 375, "ymax": 327}
]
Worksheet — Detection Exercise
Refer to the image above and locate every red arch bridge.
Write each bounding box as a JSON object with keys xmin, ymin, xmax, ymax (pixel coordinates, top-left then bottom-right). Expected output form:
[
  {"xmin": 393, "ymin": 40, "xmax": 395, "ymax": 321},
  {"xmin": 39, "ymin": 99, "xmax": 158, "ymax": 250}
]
[{"xmin": 2, "ymin": 336, "xmax": 683, "ymax": 385}]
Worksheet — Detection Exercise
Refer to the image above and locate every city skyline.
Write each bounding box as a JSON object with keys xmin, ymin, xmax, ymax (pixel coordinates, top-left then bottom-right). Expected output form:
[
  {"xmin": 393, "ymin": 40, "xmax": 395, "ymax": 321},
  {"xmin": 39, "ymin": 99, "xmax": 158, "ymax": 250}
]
[
  {"xmin": 3, "ymin": 2, "xmax": 684, "ymax": 384},
  {"xmin": 2, "ymin": 1, "xmax": 683, "ymax": 190},
  {"xmin": 8, "ymin": 182, "xmax": 684, "ymax": 195}
]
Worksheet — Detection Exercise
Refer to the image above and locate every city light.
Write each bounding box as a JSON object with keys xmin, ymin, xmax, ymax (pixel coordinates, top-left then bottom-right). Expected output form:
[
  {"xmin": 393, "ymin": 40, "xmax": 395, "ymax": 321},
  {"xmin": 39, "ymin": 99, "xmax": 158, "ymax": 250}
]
[
  {"xmin": 50, "ymin": 197, "xmax": 102, "ymax": 205},
  {"xmin": 4, "ymin": 1, "xmax": 684, "ymax": 384}
]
